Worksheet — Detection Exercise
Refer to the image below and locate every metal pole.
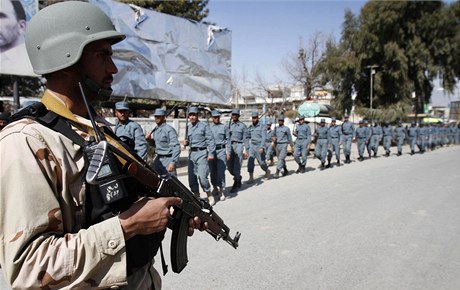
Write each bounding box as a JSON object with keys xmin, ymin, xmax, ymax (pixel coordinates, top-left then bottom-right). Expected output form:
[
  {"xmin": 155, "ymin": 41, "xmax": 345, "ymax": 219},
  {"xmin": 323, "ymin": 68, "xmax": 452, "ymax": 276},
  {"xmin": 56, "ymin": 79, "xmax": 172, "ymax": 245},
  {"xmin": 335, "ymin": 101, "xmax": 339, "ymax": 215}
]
[{"xmin": 12, "ymin": 76, "xmax": 19, "ymax": 112}]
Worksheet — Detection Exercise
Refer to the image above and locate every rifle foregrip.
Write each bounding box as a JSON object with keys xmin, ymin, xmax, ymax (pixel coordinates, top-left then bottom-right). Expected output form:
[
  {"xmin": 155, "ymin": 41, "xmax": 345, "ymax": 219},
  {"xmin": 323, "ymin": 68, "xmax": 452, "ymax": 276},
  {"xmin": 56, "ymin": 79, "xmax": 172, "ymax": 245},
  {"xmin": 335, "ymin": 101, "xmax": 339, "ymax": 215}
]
[{"xmin": 170, "ymin": 211, "xmax": 189, "ymax": 273}]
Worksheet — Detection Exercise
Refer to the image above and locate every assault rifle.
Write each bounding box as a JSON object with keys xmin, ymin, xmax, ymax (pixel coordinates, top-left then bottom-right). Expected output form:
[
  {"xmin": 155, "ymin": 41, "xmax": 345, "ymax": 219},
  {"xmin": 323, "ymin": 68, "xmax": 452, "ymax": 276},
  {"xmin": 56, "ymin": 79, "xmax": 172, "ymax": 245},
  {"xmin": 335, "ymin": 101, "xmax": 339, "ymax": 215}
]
[{"xmin": 79, "ymin": 83, "xmax": 240, "ymax": 274}]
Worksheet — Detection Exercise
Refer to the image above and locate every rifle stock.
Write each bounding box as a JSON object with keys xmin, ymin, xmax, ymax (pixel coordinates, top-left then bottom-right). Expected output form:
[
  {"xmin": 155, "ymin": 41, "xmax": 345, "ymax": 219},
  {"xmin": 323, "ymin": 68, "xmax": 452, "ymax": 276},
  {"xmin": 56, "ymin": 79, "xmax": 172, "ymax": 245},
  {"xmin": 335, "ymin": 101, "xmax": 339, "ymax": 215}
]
[{"xmin": 126, "ymin": 162, "xmax": 240, "ymax": 273}]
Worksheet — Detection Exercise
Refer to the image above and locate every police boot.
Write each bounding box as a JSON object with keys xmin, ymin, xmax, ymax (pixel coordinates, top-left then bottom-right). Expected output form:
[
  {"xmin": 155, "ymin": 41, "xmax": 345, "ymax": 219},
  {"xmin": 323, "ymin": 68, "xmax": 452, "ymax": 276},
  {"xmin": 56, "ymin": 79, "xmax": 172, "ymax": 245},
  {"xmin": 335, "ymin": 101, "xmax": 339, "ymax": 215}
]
[
  {"xmin": 246, "ymin": 173, "xmax": 255, "ymax": 184},
  {"xmin": 211, "ymin": 187, "xmax": 219, "ymax": 196},
  {"xmin": 283, "ymin": 166, "xmax": 288, "ymax": 176},
  {"xmin": 193, "ymin": 192, "xmax": 201, "ymax": 199},
  {"xmin": 411, "ymin": 150, "xmax": 414, "ymax": 155},
  {"xmin": 264, "ymin": 169, "xmax": 271, "ymax": 179},
  {"xmin": 300, "ymin": 165, "xmax": 306, "ymax": 173},
  {"xmin": 320, "ymin": 161, "xmax": 325, "ymax": 169},
  {"xmin": 326, "ymin": 159, "xmax": 331, "ymax": 168},
  {"xmin": 397, "ymin": 151, "xmax": 402, "ymax": 156},
  {"xmin": 275, "ymin": 170, "xmax": 280, "ymax": 178},
  {"xmin": 206, "ymin": 191, "xmax": 215, "ymax": 206},
  {"xmin": 237, "ymin": 176, "xmax": 242, "ymax": 188},
  {"xmin": 218, "ymin": 187, "xmax": 226, "ymax": 201},
  {"xmin": 230, "ymin": 180, "xmax": 238, "ymax": 193},
  {"xmin": 296, "ymin": 163, "xmax": 302, "ymax": 173},
  {"xmin": 337, "ymin": 160, "xmax": 340, "ymax": 166}
]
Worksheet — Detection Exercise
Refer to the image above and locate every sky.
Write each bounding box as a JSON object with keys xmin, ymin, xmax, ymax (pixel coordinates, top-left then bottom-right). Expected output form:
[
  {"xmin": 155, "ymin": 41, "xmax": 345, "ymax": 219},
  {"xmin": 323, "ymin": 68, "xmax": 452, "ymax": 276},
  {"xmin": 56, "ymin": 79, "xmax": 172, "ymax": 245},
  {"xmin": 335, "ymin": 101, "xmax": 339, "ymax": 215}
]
[{"xmin": 206, "ymin": 0, "xmax": 459, "ymax": 106}]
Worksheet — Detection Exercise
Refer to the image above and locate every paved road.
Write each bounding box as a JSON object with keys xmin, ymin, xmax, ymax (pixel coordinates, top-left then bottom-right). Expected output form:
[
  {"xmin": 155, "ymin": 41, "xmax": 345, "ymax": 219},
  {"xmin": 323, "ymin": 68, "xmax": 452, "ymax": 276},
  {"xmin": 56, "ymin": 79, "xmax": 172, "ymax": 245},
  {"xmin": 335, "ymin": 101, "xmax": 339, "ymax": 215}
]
[
  {"xmin": 2, "ymin": 145, "xmax": 459, "ymax": 289},
  {"xmin": 161, "ymin": 145, "xmax": 460, "ymax": 290}
]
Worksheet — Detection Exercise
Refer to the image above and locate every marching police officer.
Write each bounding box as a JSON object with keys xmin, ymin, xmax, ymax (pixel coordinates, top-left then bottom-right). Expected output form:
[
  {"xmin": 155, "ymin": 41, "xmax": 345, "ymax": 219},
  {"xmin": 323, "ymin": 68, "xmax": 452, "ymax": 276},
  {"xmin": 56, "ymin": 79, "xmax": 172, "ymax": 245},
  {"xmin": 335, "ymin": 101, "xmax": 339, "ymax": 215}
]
[
  {"xmin": 265, "ymin": 120, "xmax": 275, "ymax": 166},
  {"xmin": 369, "ymin": 121, "xmax": 383, "ymax": 157},
  {"xmin": 114, "ymin": 101, "xmax": 148, "ymax": 160},
  {"xmin": 247, "ymin": 112, "xmax": 271, "ymax": 183},
  {"xmin": 209, "ymin": 109, "xmax": 229, "ymax": 201},
  {"xmin": 146, "ymin": 108, "xmax": 181, "ymax": 175},
  {"xmin": 293, "ymin": 115, "xmax": 311, "ymax": 173},
  {"xmin": 394, "ymin": 121, "xmax": 406, "ymax": 155},
  {"xmin": 417, "ymin": 121, "xmax": 428, "ymax": 153},
  {"xmin": 314, "ymin": 118, "xmax": 329, "ymax": 168},
  {"xmin": 227, "ymin": 108, "xmax": 249, "ymax": 193},
  {"xmin": 274, "ymin": 114, "xmax": 294, "ymax": 177},
  {"xmin": 354, "ymin": 120, "xmax": 369, "ymax": 161},
  {"xmin": 382, "ymin": 121, "xmax": 393, "ymax": 156},
  {"xmin": 341, "ymin": 114, "xmax": 354, "ymax": 163},
  {"xmin": 327, "ymin": 117, "xmax": 341, "ymax": 167},
  {"xmin": 186, "ymin": 107, "xmax": 216, "ymax": 205},
  {"xmin": 407, "ymin": 122, "xmax": 418, "ymax": 155}
]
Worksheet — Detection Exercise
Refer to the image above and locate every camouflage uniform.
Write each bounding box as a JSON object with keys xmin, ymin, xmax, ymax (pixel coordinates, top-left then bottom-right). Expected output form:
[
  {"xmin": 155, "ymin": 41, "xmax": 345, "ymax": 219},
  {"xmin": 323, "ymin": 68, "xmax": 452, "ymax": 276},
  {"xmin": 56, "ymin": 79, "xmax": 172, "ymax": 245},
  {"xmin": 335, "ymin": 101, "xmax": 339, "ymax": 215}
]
[{"xmin": 0, "ymin": 91, "xmax": 161, "ymax": 289}]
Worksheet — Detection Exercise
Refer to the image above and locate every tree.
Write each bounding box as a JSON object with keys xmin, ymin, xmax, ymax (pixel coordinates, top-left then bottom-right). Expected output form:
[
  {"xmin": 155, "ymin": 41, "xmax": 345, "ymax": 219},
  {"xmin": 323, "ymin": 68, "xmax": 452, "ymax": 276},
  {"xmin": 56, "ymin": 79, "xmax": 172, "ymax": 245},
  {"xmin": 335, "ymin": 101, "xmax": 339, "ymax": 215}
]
[{"xmin": 283, "ymin": 32, "xmax": 327, "ymax": 100}]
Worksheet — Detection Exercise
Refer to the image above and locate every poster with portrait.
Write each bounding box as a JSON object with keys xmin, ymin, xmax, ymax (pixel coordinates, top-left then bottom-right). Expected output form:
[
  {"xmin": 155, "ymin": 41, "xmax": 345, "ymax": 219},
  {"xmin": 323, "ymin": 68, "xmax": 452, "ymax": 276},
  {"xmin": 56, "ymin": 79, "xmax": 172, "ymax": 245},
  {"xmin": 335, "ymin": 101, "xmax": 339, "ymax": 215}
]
[{"xmin": 0, "ymin": 0, "xmax": 38, "ymax": 76}]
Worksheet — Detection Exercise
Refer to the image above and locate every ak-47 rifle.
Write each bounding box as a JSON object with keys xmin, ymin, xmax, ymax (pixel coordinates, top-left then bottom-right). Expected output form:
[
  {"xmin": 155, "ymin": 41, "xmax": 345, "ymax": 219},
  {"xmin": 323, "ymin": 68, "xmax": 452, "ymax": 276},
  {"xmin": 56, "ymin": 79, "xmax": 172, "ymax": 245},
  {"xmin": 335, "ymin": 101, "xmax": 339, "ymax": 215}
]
[{"xmin": 79, "ymin": 84, "xmax": 240, "ymax": 274}]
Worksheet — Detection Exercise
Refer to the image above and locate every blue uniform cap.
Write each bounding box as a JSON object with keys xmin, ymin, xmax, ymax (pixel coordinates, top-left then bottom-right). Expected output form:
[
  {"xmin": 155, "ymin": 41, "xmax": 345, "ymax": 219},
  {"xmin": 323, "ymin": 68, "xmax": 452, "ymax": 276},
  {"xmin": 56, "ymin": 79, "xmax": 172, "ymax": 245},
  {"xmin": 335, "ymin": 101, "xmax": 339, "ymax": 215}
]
[
  {"xmin": 364, "ymin": 119, "xmax": 369, "ymax": 124},
  {"xmin": 331, "ymin": 117, "xmax": 336, "ymax": 121},
  {"xmin": 251, "ymin": 112, "xmax": 259, "ymax": 118},
  {"xmin": 188, "ymin": 107, "xmax": 199, "ymax": 114},
  {"xmin": 211, "ymin": 110, "xmax": 221, "ymax": 117},
  {"xmin": 231, "ymin": 108, "xmax": 241, "ymax": 115},
  {"xmin": 278, "ymin": 114, "xmax": 285, "ymax": 121},
  {"xmin": 344, "ymin": 114, "xmax": 349, "ymax": 118},
  {"xmin": 154, "ymin": 108, "xmax": 167, "ymax": 116},
  {"xmin": 320, "ymin": 118, "xmax": 326, "ymax": 123},
  {"xmin": 115, "ymin": 101, "xmax": 129, "ymax": 111},
  {"xmin": 298, "ymin": 115, "xmax": 305, "ymax": 120}
]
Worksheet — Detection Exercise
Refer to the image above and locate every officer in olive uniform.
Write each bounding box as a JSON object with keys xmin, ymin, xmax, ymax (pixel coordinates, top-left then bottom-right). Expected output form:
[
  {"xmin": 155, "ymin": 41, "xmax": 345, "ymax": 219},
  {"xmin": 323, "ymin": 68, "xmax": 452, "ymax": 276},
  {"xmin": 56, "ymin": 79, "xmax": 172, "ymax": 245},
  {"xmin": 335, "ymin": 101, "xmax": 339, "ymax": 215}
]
[
  {"xmin": 209, "ymin": 110, "xmax": 229, "ymax": 201},
  {"xmin": 265, "ymin": 120, "xmax": 275, "ymax": 166},
  {"xmin": 314, "ymin": 118, "xmax": 329, "ymax": 168},
  {"xmin": 114, "ymin": 101, "xmax": 148, "ymax": 160},
  {"xmin": 354, "ymin": 120, "xmax": 369, "ymax": 161},
  {"xmin": 407, "ymin": 122, "xmax": 418, "ymax": 155},
  {"xmin": 247, "ymin": 112, "xmax": 271, "ymax": 183},
  {"xmin": 227, "ymin": 108, "xmax": 249, "ymax": 193},
  {"xmin": 327, "ymin": 117, "xmax": 341, "ymax": 167},
  {"xmin": 186, "ymin": 107, "xmax": 216, "ymax": 205},
  {"xmin": 394, "ymin": 121, "xmax": 406, "ymax": 155},
  {"xmin": 274, "ymin": 114, "xmax": 294, "ymax": 177},
  {"xmin": 382, "ymin": 121, "xmax": 393, "ymax": 157},
  {"xmin": 293, "ymin": 115, "xmax": 311, "ymax": 173},
  {"xmin": 341, "ymin": 114, "xmax": 354, "ymax": 163},
  {"xmin": 146, "ymin": 108, "xmax": 181, "ymax": 176}
]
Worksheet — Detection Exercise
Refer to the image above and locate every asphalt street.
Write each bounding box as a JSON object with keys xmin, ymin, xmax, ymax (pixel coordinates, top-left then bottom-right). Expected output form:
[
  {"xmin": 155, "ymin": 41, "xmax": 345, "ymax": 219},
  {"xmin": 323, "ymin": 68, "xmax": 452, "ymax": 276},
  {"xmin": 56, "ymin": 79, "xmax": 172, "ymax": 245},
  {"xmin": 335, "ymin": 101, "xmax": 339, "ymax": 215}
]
[{"xmin": 1, "ymin": 145, "xmax": 459, "ymax": 289}]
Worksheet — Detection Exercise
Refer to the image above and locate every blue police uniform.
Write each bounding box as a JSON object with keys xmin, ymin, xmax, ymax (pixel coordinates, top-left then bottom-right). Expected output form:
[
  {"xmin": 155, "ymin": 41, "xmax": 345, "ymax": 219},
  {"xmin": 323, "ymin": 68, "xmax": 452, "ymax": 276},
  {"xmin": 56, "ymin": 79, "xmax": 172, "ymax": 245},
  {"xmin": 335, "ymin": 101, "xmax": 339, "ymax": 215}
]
[
  {"xmin": 247, "ymin": 115, "xmax": 269, "ymax": 181},
  {"xmin": 393, "ymin": 123, "xmax": 406, "ymax": 155},
  {"xmin": 354, "ymin": 122, "xmax": 369, "ymax": 160},
  {"xmin": 114, "ymin": 119, "xmax": 148, "ymax": 160},
  {"xmin": 382, "ymin": 123, "xmax": 393, "ymax": 156},
  {"xmin": 315, "ymin": 121, "xmax": 329, "ymax": 167},
  {"xmin": 407, "ymin": 123, "xmax": 418, "ymax": 154},
  {"xmin": 370, "ymin": 124, "xmax": 383, "ymax": 156},
  {"xmin": 227, "ymin": 109, "xmax": 249, "ymax": 191},
  {"xmin": 274, "ymin": 116, "xmax": 293, "ymax": 176},
  {"xmin": 209, "ymin": 111, "xmax": 229, "ymax": 198},
  {"xmin": 341, "ymin": 118, "xmax": 354, "ymax": 163},
  {"xmin": 417, "ymin": 124, "xmax": 428, "ymax": 153},
  {"xmin": 327, "ymin": 121, "xmax": 341, "ymax": 167},
  {"xmin": 187, "ymin": 117, "xmax": 215, "ymax": 196},
  {"xmin": 265, "ymin": 123, "xmax": 274, "ymax": 164},
  {"xmin": 293, "ymin": 119, "xmax": 311, "ymax": 172},
  {"xmin": 150, "ymin": 119, "xmax": 180, "ymax": 176}
]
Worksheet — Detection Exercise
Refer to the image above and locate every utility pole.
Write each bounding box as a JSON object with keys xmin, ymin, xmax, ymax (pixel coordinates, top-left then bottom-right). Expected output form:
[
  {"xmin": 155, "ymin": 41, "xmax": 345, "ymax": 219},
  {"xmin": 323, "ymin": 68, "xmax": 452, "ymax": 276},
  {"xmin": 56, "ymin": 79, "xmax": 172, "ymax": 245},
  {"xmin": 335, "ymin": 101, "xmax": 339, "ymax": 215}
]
[{"xmin": 365, "ymin": 65, "xmax": 378, "ymax": 111}]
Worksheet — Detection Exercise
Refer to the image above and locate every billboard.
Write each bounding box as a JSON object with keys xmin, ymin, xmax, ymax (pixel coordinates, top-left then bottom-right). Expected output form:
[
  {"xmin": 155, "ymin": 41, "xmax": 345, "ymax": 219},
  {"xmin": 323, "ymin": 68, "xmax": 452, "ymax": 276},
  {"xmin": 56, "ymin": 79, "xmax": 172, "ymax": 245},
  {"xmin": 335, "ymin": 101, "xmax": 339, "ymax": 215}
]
[
  {"xmin": 0, "ymin": 0, "xmax": 38, "ymax": 76},
  {"xmin": 90, "ymin": 0, "xmax": 232, "ymax": 105}
]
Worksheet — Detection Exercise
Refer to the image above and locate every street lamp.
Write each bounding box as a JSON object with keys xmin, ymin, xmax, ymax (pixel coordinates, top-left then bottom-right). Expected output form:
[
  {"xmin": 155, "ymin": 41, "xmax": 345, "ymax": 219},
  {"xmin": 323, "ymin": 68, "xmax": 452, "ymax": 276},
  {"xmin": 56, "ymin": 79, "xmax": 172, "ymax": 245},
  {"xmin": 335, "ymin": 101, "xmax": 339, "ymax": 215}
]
[
  {"xmin": 365, "ymin": 65, "xmax": 378, "ymax": 111},
  {"xmin": 351, "ymin": 90, "xmax": 357, "ymax": 123},
  {"xmin": 298, "ymin": 48, "xmax": 308, "ymax": 99}
]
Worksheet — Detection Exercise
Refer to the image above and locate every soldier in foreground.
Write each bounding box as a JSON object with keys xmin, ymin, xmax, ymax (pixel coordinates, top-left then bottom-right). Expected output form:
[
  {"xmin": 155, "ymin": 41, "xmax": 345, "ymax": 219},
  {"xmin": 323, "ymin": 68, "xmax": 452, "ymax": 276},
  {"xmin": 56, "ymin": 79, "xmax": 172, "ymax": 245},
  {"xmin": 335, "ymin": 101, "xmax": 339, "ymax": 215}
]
[{"xmin": 0, "ymin": 2, "xmax": 204, "ymax": 288}]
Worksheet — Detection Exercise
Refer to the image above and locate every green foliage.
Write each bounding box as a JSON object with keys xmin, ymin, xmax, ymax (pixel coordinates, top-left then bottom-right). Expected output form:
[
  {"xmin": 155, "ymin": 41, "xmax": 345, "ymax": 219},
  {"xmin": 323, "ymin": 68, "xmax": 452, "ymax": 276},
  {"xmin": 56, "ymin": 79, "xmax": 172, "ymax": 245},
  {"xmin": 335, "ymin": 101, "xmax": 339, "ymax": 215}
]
[{"xmin": 322, "ymin": 0, "xmax": 460, "ymax": 117}]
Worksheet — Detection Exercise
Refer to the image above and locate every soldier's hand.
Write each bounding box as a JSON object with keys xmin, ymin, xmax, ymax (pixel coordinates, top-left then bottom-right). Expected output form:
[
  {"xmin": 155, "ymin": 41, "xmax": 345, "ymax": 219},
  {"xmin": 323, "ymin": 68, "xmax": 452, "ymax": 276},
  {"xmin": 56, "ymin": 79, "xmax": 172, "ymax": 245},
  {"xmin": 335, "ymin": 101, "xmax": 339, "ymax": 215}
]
[
  {"xmin": 119, "ymin": 197, "xmax": 182, "ymax": 240},
  {"xmin": 226, "ymin": 154, "xmax": 231, "ymax": 161},
  {"xmin": 188, "ymin": 216, "xmax": 208, "ymax": 236},
  {"xmin": 259, "ymin": 148, "xmax": 264, "ymax": 154},
  {"xmin": 145, "ymin": 132, "xmax": 152, "ymax": 141},
  {"xmin": 167, "ymin": 163, "xmax": 175, "ymax": 172},
  {"xmin": 243, "ymin": 152, "xmax": 249, "ymax": 159},
  {"xmin": 208, "ymin": 155, "xmax": 214, "ymax": 161}
]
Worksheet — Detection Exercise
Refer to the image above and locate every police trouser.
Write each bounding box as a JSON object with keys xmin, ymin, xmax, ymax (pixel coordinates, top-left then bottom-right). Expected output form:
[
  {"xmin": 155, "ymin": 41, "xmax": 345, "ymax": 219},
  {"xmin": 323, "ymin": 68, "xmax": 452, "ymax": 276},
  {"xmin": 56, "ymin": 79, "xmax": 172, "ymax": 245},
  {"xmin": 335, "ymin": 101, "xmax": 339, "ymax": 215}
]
[
  {"xmin": 315, "ymin": 139, "xmax": 328, "ymax": 163},
  {"xmin": 152, "ymin": 154, "xmax": 176, "ymax": 176},
  {"xmin": 370, "ymin": 135, "xmax": 380, "ymax": 154},
  {"xmin": 294, "ymin": 139, "xmax": 309, "ymax": 166},
  {"xmin": 342, "ymin": 134, "xmax": 352, "ymax": 157},
  {"xmin": 357, "ymin": 138, "xmax": 367, "ymax": 157},
  {"xmin": 188, "ymin": 149, "xmax": 211, "ymax": 193},
  {"xmin": 275, "ymin": 143, "xmax": 288, "ymax": 171},
  {"xmin": 248, "ymin": 143, "xmax": 268, "ymax": 173},
  {"xmin": 265, "ymin": 142, "xmax": 274, "ymax": 161},
  {"xmin": 227, "ymin": 142, "xmax": 244, "ymax": 181},
  {"xmin": 209, "ymin": 147, "xmax": 227, "ymax": 189},
  {"xmin": 327, "ymin": 138, "xmax": 340, "ymax": 162},
  {"xmin": 408, "ymin": 137, "xmax": 416, "ymax": 151},
  {"xmin": 396, "ymin": 136, "xmax": 405, "ymax": 153},
  {"xmin": 417, "ymin": 136, "xmax": 426, "ymax": 151},
  {"xmin": 383, "ymin": 136, "xmax": 392, "ymax": 153}
]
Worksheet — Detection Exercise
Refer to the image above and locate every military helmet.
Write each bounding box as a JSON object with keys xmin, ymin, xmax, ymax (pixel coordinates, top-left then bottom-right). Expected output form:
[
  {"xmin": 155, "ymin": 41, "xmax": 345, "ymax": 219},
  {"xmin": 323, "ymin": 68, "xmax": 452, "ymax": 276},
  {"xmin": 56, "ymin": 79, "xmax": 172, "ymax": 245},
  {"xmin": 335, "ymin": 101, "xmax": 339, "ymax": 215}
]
[{"xmin": 25, "ymin": 1, "xmax": 125, "ymax": 75}]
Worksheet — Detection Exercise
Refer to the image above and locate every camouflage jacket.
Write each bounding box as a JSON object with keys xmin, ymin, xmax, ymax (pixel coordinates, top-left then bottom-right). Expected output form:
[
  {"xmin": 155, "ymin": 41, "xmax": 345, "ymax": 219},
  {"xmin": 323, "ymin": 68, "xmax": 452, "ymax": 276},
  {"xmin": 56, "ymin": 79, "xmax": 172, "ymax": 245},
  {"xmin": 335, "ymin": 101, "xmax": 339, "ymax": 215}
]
[{"xmin": 0, "ymin": 90, "xmax": 160, "ymax": 289}]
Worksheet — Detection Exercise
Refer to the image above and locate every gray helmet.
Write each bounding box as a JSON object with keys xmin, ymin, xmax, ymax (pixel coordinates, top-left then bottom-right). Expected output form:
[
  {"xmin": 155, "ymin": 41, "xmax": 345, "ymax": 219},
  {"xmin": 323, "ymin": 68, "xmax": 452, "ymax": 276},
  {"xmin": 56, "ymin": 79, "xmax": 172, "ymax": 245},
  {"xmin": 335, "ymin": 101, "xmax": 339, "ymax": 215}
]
[{"xmin": 25, "ymin": 1, "xmax": 125, "ymax": 75}]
